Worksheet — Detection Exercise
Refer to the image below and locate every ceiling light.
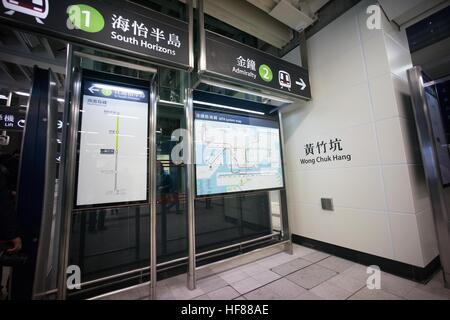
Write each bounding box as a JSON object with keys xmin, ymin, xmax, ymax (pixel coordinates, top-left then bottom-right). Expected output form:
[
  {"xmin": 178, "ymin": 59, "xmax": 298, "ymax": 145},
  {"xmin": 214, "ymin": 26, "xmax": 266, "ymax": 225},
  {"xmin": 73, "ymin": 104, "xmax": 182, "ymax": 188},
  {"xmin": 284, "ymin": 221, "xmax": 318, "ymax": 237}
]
[
  {"xmin": 158, "ymin": 99, "xmax": 184, "ymax": 107},
  {"xmin": 15, "ymin": 91, "xmax": 30, "ymax": 97},
  {"xmin": 201, "ymin": 79, "xmax": 294, "ymax": 104}
]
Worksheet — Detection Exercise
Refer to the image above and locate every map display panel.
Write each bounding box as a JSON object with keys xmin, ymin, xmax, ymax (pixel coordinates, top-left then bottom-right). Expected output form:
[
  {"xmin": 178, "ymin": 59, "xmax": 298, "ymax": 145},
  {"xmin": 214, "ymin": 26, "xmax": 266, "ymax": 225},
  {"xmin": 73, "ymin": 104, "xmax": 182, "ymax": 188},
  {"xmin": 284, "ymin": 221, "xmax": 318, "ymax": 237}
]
[
  {"xmin": 194, "ymin": 110, "xmax": 284, "ymax": 196},
  {"xmin": 76, "ymin": 79, "xmax": 149, "ymax": 206}
]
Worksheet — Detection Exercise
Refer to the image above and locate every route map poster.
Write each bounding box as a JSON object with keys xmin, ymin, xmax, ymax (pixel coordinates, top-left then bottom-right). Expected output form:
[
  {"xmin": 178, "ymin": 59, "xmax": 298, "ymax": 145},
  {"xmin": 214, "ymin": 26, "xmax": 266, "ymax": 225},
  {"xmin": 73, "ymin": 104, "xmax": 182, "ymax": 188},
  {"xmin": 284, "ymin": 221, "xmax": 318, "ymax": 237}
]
[
  {"xmin": 76, "ymin": 79, "xmax": 149, "ymax": 207},
  {"xmin": 194, "ymin": 110, "xmax": 284, "ymax": 196}
]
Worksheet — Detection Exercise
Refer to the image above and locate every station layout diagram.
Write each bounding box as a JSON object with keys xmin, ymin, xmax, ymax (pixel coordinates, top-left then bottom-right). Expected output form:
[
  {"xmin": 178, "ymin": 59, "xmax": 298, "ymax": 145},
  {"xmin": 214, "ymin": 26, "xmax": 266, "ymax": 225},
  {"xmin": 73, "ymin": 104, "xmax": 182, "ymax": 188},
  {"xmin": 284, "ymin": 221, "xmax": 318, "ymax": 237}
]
[{"xmin": 195, "ymin": 111, "xmax": 284, "ymax": 196}]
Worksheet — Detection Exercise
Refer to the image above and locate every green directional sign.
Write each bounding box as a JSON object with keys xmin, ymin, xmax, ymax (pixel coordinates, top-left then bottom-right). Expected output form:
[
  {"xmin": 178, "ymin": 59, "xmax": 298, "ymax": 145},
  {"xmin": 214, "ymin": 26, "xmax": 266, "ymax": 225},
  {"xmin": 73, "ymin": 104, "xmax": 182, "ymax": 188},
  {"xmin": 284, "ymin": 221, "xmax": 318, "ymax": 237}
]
[
  {"xmin": 259, "ymin": 64, "xmax": 273, "ymax": 82},
  {"xmin": 67, "ymin": 4, "xmax": 105, "ymax": 33},
  {"xmin": 204, "ymin": 31, "xmax": 311, "ymax": 100},
  {"xmin": 0, "ymin": 0, "xmax": 190, "ymax": 69}
]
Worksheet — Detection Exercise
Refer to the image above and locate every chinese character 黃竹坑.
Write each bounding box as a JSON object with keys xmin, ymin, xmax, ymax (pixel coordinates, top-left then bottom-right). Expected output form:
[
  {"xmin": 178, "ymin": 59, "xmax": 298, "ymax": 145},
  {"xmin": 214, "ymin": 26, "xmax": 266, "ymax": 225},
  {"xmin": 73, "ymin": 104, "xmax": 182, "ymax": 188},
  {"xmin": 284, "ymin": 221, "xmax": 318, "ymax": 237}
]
[
  {"xmin": 167, "ymin": 33, "xmax": 181, "ymax": 48},
  {"xmin": 329, "ymin": 138, "xmax": 343, "ymax": 152},
  {"xmin": 316, "ymin": 141, "xmax": 327, "ymax": 154},
  {"xmin": 305, "ymin": 143, "xmax": 314, "ymax": 156},
  {"xmin": 112, "ymin": 14, "xmax": 130, "ymax": 32},
  {"xmin": 236, "ymin": 56, "xmax": 246, "ymax": 68},
  {"xmin": 150, "ymin": 27, "xmax": 165, "ymax": 42},
  {"xmin": 132, "ymin": 21, "xmax": 148, "ymax": 38}
]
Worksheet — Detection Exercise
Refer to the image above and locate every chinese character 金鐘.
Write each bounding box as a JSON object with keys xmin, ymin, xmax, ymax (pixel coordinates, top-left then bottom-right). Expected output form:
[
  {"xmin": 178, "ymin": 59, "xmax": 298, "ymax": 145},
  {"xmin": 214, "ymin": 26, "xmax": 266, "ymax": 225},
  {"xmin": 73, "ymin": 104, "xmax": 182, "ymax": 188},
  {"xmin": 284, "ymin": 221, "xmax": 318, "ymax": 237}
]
[
  {"xmin": 236, "ymin": 56, "xmax": 246, "ymax": 68},
  {"xmin": 247, "ymin": 59, "xmax": 256, "ymax": 71}
]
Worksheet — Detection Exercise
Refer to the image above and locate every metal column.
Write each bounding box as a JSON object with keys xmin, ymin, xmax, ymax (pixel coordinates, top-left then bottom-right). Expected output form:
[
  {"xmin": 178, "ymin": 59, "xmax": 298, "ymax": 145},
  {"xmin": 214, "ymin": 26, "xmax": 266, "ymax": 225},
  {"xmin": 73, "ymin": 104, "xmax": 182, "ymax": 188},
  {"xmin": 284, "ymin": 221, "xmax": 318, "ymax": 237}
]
[
  {"xmin": 278, "ymin": 111, "xmax": 293, "ymax": 254},
  {"xmin": 185, "ymin": 0, "xmax": 196, "ymax": 291},
  {"xmin": 149, "ymin": 78, "xmax": 158, "ymax": 299},
  {"xmin": 197, "ymin": 0, "xmax": 207, "ymax": 72},
  {"xmin": 185, "ymin": 82, "xmax": 196, "ymax": 290}
]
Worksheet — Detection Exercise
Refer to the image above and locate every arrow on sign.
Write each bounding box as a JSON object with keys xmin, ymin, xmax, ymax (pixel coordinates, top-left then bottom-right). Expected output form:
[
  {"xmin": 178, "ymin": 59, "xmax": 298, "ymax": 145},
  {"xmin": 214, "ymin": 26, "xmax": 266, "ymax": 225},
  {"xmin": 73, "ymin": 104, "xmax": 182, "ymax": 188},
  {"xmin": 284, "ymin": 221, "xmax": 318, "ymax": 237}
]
[
  {"xmin": 88, "ymin": 86, "xmax": 100, "ymax": 94},
  {"xmin": 295, "ymin": 78, "xmax": 307, "ymax": 90}
]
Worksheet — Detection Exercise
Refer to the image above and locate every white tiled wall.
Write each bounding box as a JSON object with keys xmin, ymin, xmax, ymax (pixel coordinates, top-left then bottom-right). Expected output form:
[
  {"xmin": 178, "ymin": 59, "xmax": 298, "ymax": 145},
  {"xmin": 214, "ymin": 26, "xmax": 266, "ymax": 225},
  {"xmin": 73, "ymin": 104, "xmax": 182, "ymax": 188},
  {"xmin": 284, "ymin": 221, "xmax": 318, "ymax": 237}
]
[{"xmin": 282, "ymin": 0, "xmax": 438, "ymax": 268}]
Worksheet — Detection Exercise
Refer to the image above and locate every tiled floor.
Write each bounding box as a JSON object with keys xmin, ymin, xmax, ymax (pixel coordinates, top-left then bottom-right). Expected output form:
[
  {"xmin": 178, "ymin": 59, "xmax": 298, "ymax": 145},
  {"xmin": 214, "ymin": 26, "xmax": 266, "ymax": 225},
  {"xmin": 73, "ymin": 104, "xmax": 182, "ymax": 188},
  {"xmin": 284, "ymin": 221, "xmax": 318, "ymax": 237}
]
[{"xmin": 101, "ymin": 244, "xmax": 450, "ymax": 300}]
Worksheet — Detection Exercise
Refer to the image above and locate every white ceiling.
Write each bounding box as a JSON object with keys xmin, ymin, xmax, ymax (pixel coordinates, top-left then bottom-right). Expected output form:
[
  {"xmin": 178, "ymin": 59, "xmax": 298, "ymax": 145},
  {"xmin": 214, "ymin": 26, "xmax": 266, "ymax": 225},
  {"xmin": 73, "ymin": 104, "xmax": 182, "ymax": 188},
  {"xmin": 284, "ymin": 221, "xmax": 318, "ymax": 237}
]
[
  {"xmin": 204, "ymin": 0, "xmax": 293, "ymax": 48},
  {"xmin": 183, "ymin": 0, "xmax": 330, "ymax": 49},
  {"xmin": 378, "ymin": 0, "xmax": 449, "ymax": 26}
]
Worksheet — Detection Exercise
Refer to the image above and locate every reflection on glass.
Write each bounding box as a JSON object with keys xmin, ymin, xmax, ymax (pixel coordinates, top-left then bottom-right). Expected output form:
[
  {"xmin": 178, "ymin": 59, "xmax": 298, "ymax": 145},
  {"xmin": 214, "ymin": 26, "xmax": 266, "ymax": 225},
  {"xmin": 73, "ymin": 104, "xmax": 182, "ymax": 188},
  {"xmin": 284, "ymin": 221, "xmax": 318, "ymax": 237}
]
[
  {"xmin": 156, "ymin": 105, "xmax": 187, "ymax": 262},
  {"xmin": 195, "ymin": 192, "xmax": 272, "ymax": 253},
  {"xmin": 69, "ymin": 206, "xmax": 150, "ymax": 282}
]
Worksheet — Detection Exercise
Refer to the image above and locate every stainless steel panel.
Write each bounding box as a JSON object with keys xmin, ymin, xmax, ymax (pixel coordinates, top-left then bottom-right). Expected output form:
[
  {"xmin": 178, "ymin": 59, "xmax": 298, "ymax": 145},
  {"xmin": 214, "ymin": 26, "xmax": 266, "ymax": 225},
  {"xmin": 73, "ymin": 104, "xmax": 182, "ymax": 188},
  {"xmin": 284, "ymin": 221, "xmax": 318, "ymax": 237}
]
[
  {"xmin": 57, "ymin": 45, "xmax": 80, "ymax": 300},
  {"xmin": 407, "ymin": 66, "xmax": 450, "ymax": 287},
  {"xmin": 32, "ymin": 70, "xmax": 58, "ymax": 299}
]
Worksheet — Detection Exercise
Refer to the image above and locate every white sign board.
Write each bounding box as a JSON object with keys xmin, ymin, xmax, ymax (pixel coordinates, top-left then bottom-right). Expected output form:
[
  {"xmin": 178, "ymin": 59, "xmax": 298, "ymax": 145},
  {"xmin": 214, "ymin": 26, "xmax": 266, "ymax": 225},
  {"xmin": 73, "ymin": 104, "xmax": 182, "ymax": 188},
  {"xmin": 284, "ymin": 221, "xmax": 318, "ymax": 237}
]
[{"xmin": 76, "ymin": 80, "xmax": 149, "ymax": 206}]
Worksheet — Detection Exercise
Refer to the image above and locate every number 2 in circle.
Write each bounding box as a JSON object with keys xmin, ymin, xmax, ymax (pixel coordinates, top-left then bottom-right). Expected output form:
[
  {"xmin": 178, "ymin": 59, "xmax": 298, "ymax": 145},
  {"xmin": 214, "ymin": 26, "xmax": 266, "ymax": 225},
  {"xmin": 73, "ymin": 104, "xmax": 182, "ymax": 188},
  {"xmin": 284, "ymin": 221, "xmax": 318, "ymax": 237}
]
[{"xmin": 259, "ymin": 64, "xmax": 273, "ymax": 82}]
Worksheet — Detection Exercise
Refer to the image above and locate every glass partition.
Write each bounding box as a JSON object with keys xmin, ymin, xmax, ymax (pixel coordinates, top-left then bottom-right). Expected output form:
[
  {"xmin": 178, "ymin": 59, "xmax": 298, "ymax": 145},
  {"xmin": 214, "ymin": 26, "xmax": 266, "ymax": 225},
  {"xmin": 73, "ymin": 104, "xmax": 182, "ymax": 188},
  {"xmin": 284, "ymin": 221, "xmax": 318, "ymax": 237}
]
[
  {"xmin": 66, "ymin": 49, "xmax": 189, "ymax": 297},
  {"xmin": 156, "ymin": 102, "xmax": 187, "ymax": 263},
  {"xmin": 192, "ymin": 94, "xmax": 283, "ymax": 255},
  {"xmin": 195, "ymin": 192, "xmax": 272, "ymax": 253}
]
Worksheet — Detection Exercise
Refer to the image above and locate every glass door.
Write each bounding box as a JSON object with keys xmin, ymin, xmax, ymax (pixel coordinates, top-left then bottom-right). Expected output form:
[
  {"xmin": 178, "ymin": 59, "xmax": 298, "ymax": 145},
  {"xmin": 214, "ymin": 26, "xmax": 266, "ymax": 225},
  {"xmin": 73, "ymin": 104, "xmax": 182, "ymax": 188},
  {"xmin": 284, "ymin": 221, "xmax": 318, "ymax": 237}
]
[{"xmin": 60, "ymin": 47, "xmax": 189, "ymax": 300}]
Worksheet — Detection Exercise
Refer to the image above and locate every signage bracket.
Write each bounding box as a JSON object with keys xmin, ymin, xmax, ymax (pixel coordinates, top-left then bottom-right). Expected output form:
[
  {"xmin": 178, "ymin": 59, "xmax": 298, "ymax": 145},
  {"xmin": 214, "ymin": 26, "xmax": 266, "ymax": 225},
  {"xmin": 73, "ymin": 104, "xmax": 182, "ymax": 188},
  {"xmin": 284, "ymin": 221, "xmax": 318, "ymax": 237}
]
[{"xmin": 196, "ymin": 0, "xmax": 311, "ymax": 109}]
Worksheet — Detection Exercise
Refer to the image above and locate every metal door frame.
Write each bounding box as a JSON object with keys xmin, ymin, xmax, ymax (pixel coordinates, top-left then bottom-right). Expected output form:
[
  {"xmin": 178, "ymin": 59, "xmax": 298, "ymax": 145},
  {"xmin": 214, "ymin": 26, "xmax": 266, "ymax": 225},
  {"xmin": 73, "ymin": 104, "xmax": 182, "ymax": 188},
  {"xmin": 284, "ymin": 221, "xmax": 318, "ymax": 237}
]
[
  {"xmin": 56, "ymin": 47, "xmax": 160, "ymax": 300},
  {"xmin": 407, "ymin": 66, "xmax": 450, "ymax": 288},
  {"xmin": 32, "ymin": 70, "xmax": 59, "ymax": 299}
]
